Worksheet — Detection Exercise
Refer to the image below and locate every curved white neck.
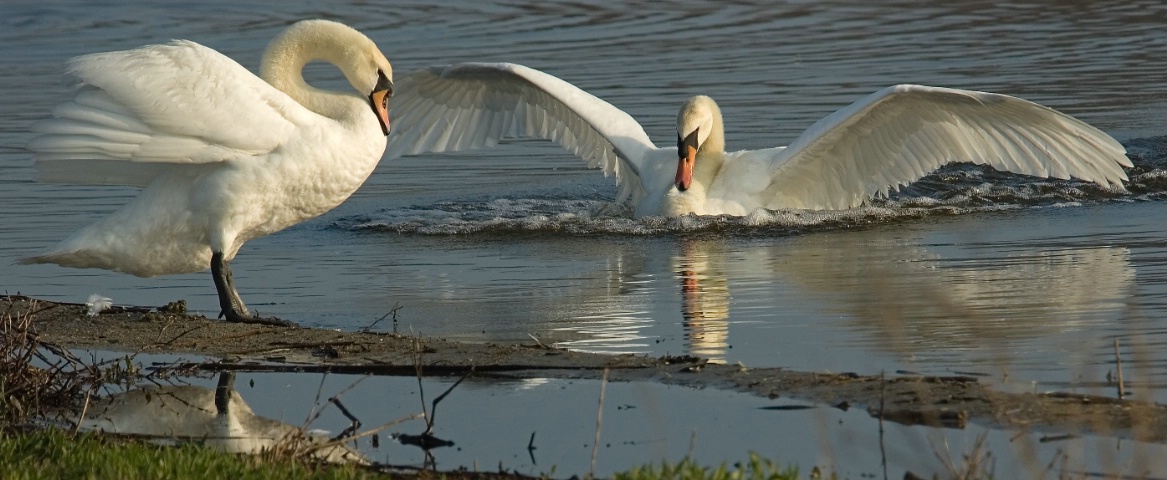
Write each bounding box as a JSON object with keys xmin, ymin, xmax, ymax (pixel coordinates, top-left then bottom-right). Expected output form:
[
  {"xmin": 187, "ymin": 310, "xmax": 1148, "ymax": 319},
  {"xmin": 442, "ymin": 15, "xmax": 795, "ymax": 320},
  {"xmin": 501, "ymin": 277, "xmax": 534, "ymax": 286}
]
[
  {"xmin": 692, "ymin": 110, "xmax": 726, "ymax": 190},
  {"xmin": 693, "ymin": 150, "xmax": 725, "ymax": 188},
  {"xmin": 692, "ymin": 99, "xmax": 727, "ymax": 188},
  {"xmin": 259, "ymin": 23, "xmax": 366, "ymax": 119},
  {"xmin": 701, "ymin": 109, "xmax": 726, "ymax": 158}
]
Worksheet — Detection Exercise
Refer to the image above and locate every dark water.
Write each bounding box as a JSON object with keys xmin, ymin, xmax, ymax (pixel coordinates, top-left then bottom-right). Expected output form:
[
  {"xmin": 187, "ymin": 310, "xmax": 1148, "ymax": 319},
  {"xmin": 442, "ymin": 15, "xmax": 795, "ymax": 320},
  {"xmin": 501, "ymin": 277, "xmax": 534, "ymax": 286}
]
[{"xmin": 2, "ymin": 1, "xmax": 1166, "ymax": 475}]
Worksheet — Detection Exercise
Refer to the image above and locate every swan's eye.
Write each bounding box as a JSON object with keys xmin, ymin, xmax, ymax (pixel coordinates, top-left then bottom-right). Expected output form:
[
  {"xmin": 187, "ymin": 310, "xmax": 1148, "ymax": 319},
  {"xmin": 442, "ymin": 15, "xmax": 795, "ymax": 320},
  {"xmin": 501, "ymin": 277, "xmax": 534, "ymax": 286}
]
[{"xmin": 375, "ymin": 69, "xmax": 394, "ymax": 98}]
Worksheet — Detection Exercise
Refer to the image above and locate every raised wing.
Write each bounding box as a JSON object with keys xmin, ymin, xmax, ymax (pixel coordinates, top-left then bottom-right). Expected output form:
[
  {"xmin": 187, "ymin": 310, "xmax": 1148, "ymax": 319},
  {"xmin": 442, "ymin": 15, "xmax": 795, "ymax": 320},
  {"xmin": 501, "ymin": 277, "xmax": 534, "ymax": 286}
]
[
  {"xmin": 385, "ymin": 63, "xmax": 658, "ymax": 201},
  {"xmin": 763, "ymin": 85, "xmax": 1131, "ymax": 210},
  {"xmin": 29, "ymin": 40, "xmax": 310, "ymax": 186}
]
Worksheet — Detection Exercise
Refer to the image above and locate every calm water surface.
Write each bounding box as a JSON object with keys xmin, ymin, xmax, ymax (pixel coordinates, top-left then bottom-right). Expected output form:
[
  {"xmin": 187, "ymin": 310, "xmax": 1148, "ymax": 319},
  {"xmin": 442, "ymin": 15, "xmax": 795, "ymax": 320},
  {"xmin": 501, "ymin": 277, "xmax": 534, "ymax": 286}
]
[
  {"xmin": 2, "ymin": 1, "xmax": 1166, "ymax": 474},
  {"xmin": 84, "ymin": 362, "xmax": 1167, "ymax": 478}
]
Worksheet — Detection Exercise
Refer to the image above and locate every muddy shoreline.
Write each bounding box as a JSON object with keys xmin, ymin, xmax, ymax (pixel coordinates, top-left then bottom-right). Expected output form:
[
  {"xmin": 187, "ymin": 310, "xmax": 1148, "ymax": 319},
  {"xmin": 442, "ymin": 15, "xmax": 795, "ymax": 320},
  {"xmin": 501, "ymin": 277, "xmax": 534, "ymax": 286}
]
[{"xmin": 4, "ymin": 294, "xmax": 1164, "ymax": 443}]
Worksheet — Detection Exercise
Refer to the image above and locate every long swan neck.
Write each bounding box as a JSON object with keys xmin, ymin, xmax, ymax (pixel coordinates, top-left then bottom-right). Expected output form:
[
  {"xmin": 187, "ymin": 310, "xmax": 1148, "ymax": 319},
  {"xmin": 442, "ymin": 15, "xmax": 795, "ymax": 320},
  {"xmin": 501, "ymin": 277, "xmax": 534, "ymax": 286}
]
[
  {"xmin": 259, "ymin": 21, "xmax": 368, "ymax": 117},
  {"xmin": 694, "ymin": 103, "xmax": 726, "ymax": 185},
  {"xmin": 703, "ymin": 104, "xmax": 726, "ymax": 156}
]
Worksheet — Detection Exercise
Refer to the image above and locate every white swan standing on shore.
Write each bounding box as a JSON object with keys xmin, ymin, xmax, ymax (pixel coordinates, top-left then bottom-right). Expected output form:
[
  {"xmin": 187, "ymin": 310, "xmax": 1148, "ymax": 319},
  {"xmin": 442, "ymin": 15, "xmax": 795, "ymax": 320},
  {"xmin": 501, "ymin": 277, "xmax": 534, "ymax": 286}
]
[
  {"xmin": 23, "ymin": 20, "xmax": 394, "ymax": 325},
  {"xmin": 384, "ymin": 63, "xmax": 1130, "ymax": 217}
]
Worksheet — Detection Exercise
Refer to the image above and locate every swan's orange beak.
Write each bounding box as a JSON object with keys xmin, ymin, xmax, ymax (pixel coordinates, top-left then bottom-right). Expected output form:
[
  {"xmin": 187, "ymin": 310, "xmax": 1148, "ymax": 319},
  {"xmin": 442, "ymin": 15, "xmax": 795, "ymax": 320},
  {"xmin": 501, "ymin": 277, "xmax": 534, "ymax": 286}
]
[
  {"xmin": 675, "ymin": 129, "xmax": 699, "ymax": 191},
  {"xmin": 369, "ymin": 72, "xmax": 394, "ymax": 136}
]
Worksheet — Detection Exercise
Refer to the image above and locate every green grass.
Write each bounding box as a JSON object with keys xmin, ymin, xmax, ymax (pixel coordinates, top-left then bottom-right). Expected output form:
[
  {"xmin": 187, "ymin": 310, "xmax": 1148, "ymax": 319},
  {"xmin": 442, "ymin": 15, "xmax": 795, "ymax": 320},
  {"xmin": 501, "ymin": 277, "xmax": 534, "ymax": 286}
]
[
  {"xmin": 0, "ymin": 429, "xmax": 383, "ymax": 480},
  {"xmin": 0, "ymin": 429, "xmax": 816, "ymax": 480},
  {"xmin": 613, "ymin": 453, "xmax": 804, "ymax": 480}
]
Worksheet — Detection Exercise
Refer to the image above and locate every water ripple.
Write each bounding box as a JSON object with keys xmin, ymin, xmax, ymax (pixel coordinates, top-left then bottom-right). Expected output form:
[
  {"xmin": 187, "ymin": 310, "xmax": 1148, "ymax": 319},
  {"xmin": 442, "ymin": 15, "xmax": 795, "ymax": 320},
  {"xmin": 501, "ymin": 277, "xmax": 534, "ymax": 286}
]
[{"xmin": 348, "ymin": 143, "xmax": 1164, "ymax": 237}]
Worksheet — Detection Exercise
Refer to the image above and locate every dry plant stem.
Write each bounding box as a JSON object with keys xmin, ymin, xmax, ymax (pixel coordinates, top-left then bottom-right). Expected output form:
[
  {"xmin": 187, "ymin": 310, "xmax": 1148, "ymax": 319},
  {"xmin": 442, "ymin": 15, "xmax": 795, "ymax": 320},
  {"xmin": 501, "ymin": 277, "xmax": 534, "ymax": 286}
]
[
  {"xmin": 308, "ymin": 413, "xmax": 426, "ymax": 454},
  {"xmin": 590, "ymin": 367, "xmax": 610, "ymax": 479},
  {"xmin": 408, "ymin": 329, "xmax": 468, "ymax": 436},
  {"xmin": 527, "ymin": 333, "xmax": 561, "ymax": 350},
  {"xmin": 153, "ymin": 323, "xmax": 211, "ymax": 349},
  {"xmin": 3, "ymin": 301, "xmax": 103, "ymax": 424},
  {"xmin": 72, "ymin": 390, "xmax": 93, "ymax": 436},
  {"xmin": 302, "ymin": 374, "xmax": 369, "ymax": 430},
  {"xmin": 425, "ymin": 373, "xmax": 469, "ymax": 436},
  {"xmin": 330, "ymin": 375, "xmax": 368, "ymax": 400},
  {"xmin": 411, "ymin": 333, "xmax": 431, "ymax": 429},
  {"xmin": 329, "ymin": 396, "xmax": 360, "ymax": 424},
  {"xmin": 301, "ymin": 372, "xmax": 330, "ymax": 429},
  {"xmin": 930, "ymin": 431, "xmax": 993, "ymax": 479},
  {"xmin": 932, "ymin": 435, "xmax": 957, "ymax": 477},
  {"xmin": 362, "ymin": 301, "xmax": 401, "ymax": 332},
  {"xmin": 1114, "ymin": 339, "xmax": 1125, "ymax": 399}
]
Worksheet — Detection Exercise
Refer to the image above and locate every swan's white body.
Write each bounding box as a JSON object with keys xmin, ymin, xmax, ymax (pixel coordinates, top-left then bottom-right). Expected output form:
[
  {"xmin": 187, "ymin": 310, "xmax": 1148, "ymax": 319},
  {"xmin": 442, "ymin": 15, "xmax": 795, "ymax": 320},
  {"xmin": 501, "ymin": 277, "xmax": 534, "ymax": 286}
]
[
  {"xmin": 23, "ymin": 20, "xmax": 394, "ymax": 323},
  {"xmin": 384, "ymin": 63, "xmax": 1131, "ymax": 217}
]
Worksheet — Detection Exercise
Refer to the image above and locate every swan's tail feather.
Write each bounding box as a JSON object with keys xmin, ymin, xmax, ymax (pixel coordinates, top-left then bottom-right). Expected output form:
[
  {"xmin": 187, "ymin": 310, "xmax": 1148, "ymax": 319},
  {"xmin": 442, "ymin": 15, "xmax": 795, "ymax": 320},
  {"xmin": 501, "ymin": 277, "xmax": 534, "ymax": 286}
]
[
  {"xmin": 20, "ymin": 251, "xmax": 166, "ymax": 278},
  {"xmin": 21, "ymin": 251, "xmax": 100, "ymax": 268},
  {"xmin": 22, "ymin": 241, "xmax": 206, "ymax": 278}
]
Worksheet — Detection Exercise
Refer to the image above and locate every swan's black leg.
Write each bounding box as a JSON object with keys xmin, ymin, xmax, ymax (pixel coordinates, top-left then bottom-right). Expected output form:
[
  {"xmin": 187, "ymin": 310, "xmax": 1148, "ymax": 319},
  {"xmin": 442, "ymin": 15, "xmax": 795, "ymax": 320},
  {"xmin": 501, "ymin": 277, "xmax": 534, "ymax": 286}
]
[
  {"xmin": 211, "ymin": 251, "xmax": 248, "ymax": 317},
  {"xmin": 210, "ymin": 251, "xmax": 295, "ymax": 327},
  {"xmin": 214, "ymin": 371, "xmax": 236, "ymax": 415}
]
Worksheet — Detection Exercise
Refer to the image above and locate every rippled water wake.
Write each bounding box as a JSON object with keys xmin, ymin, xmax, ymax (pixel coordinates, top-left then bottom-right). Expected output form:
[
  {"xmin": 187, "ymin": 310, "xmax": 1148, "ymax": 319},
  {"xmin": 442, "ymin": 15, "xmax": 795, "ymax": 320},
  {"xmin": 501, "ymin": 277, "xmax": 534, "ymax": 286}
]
[{"xmin": 348, "ymin": 137, "xmax": 1165, "ymax": 237}]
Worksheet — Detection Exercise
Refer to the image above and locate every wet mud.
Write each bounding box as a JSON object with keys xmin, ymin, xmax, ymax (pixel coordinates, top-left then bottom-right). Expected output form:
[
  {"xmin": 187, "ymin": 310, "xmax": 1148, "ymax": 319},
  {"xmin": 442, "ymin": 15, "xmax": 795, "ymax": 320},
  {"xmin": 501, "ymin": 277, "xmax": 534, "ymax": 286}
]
[{"xmin": 4, "ymin": 294, "xmax": 1163, "ymax": 443}]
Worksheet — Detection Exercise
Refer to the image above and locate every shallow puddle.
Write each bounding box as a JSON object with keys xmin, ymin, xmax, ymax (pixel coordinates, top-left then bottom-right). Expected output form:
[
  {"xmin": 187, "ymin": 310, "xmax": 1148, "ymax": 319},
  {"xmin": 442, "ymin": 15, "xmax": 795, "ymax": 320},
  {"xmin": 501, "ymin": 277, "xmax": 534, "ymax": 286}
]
[{"xmin": 71, "ymin": 353, "xmax": 1167, "ymax": 478}]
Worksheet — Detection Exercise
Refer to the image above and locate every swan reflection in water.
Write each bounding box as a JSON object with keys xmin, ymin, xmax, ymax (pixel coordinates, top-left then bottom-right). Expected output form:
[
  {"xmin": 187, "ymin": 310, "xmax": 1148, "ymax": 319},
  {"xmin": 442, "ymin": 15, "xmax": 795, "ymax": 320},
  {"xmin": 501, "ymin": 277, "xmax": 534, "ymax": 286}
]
[
  {"xmin": 542, "ymin": 224, "xmax": 1135, "ymax": 369},
  {"xmin": 763, "ymin": 232, "xmax": 1136, "ymax": 360},
  {"xmin": 548, "ymin": 241, "xmax": 730, "ymax": 360},
  {"xmin": 666, "ymin": 230, "xmax": 1136, "ymax": 366},
  {"xmin": 78, "ymin": 373, "xmax": 366, "ymax": 464},
  {"xmin": 676, "ymin": 239, "xmax": 731, "ymax": 364}
]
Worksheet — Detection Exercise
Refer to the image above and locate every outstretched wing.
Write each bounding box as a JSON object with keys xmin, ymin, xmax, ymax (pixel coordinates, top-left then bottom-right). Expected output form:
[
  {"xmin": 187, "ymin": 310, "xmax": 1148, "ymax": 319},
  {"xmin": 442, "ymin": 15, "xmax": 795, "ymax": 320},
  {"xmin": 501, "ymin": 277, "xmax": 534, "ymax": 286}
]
[
  {"xmin": 29, "ymin": 40, "xmax": 312, "ymax": 186},
  {"xmin": 385, "ymin": 63, "xmax": 658, "ymax": 202},
  {"xmin": 763, "ymin": 85, "xmax": 1130, "ymax": 210}
]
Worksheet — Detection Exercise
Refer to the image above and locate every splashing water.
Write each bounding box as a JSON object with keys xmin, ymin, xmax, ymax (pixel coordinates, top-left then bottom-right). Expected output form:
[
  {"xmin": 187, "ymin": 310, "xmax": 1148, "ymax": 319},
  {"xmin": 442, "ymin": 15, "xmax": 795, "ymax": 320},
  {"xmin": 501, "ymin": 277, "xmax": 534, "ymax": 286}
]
[{"xmin": 349, "ymin": 143, "xmax": 1165, "ymax": 238}]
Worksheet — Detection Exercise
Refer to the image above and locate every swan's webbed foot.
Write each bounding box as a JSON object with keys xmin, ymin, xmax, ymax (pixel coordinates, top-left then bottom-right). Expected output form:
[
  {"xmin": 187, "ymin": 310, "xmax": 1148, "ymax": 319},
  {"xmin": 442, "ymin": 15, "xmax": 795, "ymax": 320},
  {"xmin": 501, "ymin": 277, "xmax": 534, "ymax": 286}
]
[
  {"xmin": 221, "ymin": 308, "xmax": 297, "ymax": 327},
  {"xmin": 211, "ymin": 251, "xmax": 297, "ymax": 327}
]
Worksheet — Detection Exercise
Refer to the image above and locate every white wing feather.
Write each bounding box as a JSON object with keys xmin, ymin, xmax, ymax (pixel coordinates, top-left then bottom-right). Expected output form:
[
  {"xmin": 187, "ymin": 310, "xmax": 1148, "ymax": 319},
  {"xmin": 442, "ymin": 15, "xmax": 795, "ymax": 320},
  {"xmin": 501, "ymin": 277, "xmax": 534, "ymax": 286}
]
[
  {"xmin": 28, "ymin": 40, "xmax": 312, "ymax": 186},
  {"xmin": 763, "ymin": 85, "xmax": 1131, "ymax": 210},
  {"xmin": 385, "ymin": 63, "xmax": 658, "ymax": 202}
]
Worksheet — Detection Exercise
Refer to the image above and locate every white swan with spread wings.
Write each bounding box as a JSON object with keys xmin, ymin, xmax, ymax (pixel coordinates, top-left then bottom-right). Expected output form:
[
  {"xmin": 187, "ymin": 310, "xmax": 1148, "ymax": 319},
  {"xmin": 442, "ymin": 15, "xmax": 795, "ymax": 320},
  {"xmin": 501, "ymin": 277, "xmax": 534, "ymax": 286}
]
[{"xmin": 385, "ymin": 63, "xmax": 1130, "ymax": 217}]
